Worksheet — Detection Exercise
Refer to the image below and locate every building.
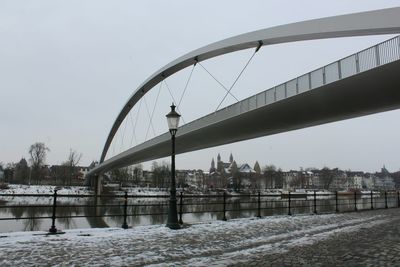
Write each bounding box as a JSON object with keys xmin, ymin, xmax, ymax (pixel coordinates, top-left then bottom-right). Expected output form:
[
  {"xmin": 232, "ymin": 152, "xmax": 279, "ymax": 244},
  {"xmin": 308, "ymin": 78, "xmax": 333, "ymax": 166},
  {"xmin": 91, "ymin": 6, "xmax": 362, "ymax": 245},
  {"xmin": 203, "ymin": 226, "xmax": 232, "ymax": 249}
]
[
  {"xmin": 373, "ymin": 166, "xmax": 395, "ymax": 190},
  {"xmin": 208, "ymin": 153, "xmax": 257, "ymax": 190}
]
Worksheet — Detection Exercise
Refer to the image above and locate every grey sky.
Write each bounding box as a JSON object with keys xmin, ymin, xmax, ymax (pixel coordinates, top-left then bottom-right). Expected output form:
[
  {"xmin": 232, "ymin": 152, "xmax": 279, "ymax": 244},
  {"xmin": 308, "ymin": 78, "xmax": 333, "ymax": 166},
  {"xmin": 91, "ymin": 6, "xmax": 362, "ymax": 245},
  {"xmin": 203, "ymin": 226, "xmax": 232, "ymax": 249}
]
[{"xmin": 1, "ymin": 0, "xmax": 399, "ymax": 172}]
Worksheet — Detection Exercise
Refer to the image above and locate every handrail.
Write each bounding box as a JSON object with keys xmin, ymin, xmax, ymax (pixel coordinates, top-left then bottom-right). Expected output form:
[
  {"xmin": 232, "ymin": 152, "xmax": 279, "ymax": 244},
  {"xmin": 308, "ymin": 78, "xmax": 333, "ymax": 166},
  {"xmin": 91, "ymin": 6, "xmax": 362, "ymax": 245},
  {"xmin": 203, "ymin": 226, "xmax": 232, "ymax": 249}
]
[{"xmin": 0, "ymin": 190, "xmax": 399, "ymax": 234}]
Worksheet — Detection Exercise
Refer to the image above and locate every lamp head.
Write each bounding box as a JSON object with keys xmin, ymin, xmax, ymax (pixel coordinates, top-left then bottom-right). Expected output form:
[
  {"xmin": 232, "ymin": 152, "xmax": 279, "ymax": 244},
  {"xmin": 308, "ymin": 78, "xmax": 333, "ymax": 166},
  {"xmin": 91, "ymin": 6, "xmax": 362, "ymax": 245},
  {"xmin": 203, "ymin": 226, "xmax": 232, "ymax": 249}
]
[{"xmin": 166, "ymin": 103, "xmax": 181, "ymax": 134}]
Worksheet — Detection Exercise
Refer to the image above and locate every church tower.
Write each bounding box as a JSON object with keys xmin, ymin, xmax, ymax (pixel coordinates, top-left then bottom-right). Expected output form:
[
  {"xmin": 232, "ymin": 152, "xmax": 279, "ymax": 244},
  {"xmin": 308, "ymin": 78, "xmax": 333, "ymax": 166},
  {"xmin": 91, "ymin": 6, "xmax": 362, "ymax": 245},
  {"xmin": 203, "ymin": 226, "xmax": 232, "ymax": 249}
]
[
  {"xmin": 217, "ymin": 153, "xmax": 223, "ymax": 173},
  {"xmin": 210, "ymin": 158, "xmax": 216, "ymax": 173}
]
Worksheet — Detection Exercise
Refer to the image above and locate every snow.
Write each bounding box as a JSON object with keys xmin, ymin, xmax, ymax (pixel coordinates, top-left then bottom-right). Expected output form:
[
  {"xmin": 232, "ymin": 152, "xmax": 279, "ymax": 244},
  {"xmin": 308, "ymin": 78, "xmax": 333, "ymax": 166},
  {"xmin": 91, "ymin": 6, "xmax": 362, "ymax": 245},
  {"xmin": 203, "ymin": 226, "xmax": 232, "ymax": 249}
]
[
  {"xmin": 0, "ymin": 184, "xmax": 91, "ymax": 195},
  {"xmin": 120, "ymin": 187, "xmax": 169, "ymax": 196},
  {"xmin": 0, "ymin": 210, "xmax": 391, "ymax": 266}
]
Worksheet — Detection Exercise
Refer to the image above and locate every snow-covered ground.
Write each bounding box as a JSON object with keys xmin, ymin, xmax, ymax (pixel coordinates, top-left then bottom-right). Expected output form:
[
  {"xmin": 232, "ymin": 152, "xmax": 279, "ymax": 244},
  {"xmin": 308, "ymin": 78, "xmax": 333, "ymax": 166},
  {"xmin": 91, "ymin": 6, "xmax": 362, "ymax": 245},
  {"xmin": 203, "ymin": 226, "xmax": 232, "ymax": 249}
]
[
  {"xmin": 121, "ymin": 187, "xmax": 169, "ymax": 196},
  {"xmin": 0, "ymin": 184, "xmax": 172, "ymax": 197},
  {"xmin": 0, "ymin": 209, "xmax": 393, "ymax": 266},
  {"xmin": 0, "ymin": 184, "xmax": 92, "ymax": 195}
]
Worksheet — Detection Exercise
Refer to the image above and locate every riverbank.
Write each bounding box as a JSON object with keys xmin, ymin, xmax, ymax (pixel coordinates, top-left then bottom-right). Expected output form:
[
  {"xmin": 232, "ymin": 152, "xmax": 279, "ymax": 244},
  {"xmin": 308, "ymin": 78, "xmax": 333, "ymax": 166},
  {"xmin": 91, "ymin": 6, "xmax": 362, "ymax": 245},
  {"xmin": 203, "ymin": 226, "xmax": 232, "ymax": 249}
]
[
  {"xmin": 0, "ymin": 184, "xmax": 91, "ymax": 195},
  {"xmin": 0, "ymin": 208, "xmax": 399, "ymax": 266},
  {"xmin": 0, "ymin": 184, "xmax": 169, "ymax": 196}
]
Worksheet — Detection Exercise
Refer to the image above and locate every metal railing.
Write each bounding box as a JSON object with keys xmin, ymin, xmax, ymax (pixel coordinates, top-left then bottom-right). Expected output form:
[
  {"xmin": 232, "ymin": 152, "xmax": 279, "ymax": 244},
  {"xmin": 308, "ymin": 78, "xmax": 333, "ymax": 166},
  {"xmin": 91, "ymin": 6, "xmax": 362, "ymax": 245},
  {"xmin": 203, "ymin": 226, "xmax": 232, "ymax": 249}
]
[{"xmin": 0, "ymin": 190, "xmax": 399, "ymax": 233}]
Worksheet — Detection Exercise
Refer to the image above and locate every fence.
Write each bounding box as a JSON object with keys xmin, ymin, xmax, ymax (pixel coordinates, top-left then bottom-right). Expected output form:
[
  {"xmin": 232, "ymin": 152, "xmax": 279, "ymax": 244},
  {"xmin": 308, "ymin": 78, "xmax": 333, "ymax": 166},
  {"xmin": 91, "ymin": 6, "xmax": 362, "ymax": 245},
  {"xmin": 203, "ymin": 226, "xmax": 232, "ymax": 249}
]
[{"xmin": 0, "ymin": 190, "xmax": 399, "ymax": 233}]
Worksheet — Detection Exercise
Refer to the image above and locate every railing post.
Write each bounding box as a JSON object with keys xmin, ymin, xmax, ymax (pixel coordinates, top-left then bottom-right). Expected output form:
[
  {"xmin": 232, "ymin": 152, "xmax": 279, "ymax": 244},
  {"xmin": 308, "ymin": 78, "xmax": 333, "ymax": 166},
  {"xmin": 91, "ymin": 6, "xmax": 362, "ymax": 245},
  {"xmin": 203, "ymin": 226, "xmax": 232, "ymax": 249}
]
[
  {"xmin": 49, "ymin": 190, "xmax": 58, "ymax": 234},
  {"xmin": 354, "ymin": 191, "xmax": 357, "ymax": 211},
  {"xmin": 222, "ymin": 191, "xmax": 227, "ymax": 221},
  {"xmin": 313, "ymin": 190, "xmax": 317, "ymax": 214},
  {"xmin": 375, "ymin": 45, "xmax": 381, "ymax": 66},
  {"xmin": 288, "ymin": 192, "xmax": 292, "ymax": 216},
  {"xmin": 121, "ymin": 191, "xmax": 128, "ymax": 229},
  {"xmin": 385, "ymin": 191, "xmax": 388, "ymax": 209},
  {"xmin": 257, "ymin": 191, "xmax": 261, "ymax": 218},
  {"xmin": 398, "ymin": 191, "xmax": 400, "ymax": 208},
  {"xmin": 179, "ymin": 191, "xmax": 183, "ymax": 224},
  {"xmin": 335, "ymin": 191, "xmax": 339, "ymax": 212},
  {"xmin": 355, "ymin": 53, "xmax": 360, "ymax": 73},
  {"xmin": 370, "ymin": 190, "xmax": 374, "ymax": 210}
]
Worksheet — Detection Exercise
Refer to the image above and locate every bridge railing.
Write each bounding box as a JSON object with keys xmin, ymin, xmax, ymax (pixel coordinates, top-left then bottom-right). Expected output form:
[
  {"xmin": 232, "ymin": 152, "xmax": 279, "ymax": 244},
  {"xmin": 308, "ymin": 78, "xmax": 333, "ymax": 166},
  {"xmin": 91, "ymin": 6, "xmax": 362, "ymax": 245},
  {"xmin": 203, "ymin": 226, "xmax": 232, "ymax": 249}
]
[{"xmin": 0, "ymin": 190, "xmax": 399, "ymax": 233}]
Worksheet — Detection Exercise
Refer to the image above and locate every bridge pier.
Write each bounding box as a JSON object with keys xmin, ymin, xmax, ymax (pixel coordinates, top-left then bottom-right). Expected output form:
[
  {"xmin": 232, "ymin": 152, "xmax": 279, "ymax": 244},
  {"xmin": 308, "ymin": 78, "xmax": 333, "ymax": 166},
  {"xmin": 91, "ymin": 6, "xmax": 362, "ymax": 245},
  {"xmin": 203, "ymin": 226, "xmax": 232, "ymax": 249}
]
[{"xmin": 94, "ymin": 174, "xmax": 103, "ymax": 196}]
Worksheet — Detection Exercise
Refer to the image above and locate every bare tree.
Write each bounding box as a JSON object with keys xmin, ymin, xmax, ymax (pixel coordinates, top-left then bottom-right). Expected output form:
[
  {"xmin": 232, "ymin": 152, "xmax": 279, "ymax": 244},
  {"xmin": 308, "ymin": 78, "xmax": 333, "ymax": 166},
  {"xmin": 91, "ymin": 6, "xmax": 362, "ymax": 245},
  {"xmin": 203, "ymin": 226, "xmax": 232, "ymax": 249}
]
[
  {"xmin": 152, "ymin": 161, "xmax": 170, "ymax": 188},
  {"xmin": 132, "ymin": 164, "xmax": 143, "ymax": 186},
  {"xmin": 63, "ymin": 149, "xmax": 82, "ymax": 185},
  {"xmin": 109, "ymin": 167, "xmax": 131, "ymax": 186},
  {"xmin": 29, "ymin": 142, "xmax": 50, "ymax": 185},
  {"xmin": 263, "ymin": 164, "xmax": 276, "ymax": 189},
  {"xmin": 320, "ymin": 167, "xmax": 334, "ymax": 190}
]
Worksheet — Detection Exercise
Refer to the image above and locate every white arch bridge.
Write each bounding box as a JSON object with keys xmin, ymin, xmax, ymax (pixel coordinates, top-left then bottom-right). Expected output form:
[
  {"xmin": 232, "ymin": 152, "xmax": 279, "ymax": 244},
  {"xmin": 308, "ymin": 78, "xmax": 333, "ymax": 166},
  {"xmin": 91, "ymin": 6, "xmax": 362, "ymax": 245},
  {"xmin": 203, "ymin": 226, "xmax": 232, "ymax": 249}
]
[{"xmin": 86, "ymin": 7, "xmax": 400, "ymax": 191}]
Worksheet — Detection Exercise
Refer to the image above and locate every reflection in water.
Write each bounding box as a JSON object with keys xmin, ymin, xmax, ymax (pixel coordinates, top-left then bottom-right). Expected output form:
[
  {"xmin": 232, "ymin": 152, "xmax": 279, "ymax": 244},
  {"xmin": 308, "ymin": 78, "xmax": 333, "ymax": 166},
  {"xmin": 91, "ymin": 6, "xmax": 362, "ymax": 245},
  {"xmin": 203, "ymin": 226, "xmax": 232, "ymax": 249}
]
[
  {"xmin": 84, "ymin": 197, "xmax": 109, "ymax": 228},
  {"xmin": 24, "ymin": 207, "xmax": 42, "ymax": 231},
  {"xmin": 0, "ymin": 193, "xmax": 398, "ymax": 232}
]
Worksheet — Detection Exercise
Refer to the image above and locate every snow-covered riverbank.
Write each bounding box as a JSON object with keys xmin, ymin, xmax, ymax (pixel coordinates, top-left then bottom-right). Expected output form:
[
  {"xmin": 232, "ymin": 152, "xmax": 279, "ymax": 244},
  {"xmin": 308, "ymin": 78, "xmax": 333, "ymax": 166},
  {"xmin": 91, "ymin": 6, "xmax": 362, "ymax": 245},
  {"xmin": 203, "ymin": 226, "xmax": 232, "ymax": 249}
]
[{"xmin": 0, "ymin": 184, "xmax": 91, "ymax": 195}]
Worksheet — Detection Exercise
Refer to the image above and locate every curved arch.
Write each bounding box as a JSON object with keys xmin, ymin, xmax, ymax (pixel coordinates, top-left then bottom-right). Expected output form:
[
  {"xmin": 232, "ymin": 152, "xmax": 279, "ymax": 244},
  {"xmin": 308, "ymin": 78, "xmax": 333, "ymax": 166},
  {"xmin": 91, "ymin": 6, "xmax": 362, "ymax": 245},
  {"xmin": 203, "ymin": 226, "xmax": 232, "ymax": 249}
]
[{"xmin": 100, "ymin": 7, "xmax": 400, "ymax": 163}]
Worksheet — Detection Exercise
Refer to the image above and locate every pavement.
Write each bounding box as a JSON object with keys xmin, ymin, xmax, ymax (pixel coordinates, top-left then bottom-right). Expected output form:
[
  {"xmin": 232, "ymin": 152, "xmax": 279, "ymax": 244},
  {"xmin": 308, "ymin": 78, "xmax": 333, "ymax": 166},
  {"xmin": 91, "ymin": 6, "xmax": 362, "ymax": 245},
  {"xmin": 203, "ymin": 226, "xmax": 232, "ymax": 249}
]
[
  {"xmin": 239, "ymin": 209, "xmax": 400, "ymax": 267},
  {"xmin": 0, "ymin": 208, "xmax": 399, "ymax": 266}
]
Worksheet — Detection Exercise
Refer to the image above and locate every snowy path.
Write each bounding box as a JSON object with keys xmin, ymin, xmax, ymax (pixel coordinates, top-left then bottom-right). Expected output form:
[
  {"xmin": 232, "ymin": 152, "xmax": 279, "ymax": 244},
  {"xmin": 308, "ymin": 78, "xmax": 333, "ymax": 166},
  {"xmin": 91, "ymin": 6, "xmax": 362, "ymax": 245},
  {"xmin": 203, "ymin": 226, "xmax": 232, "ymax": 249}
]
[{"xmin": 0, "ymin": 209, "xmax": 397, "ymax": 266}]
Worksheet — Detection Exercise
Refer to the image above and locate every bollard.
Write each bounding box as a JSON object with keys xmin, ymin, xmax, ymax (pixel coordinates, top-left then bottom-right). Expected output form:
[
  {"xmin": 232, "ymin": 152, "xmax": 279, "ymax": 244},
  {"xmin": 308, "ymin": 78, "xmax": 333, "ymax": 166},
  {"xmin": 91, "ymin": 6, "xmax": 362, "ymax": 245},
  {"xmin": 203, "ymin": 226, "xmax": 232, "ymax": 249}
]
[
  {"xmin": 313, "ymin": 190, "xmax": 317, "ymax": 214},
  {"xmin": 370, "ymin": 190, "xmax": 373, "ymax": 210},
  {"xmin": 288, "ymin": 192, "xmax": 292, "ymax": 216},
  {"xmin": 179, "ymin": 192, "xmax": 183, "ymax": 224},
  {"xmin": 385, "ymin": 191, "xmax": 388, "ymax": 209},
  {"xmin": 49, "ymin": 190, "xmax": 58, "ymax": 234},
  {"xmin": 335, "ymin": 191, "xmax": 339, "ymax": 212},
  {"xmin": 222, "ymin": 191, "xmax": 227, "ymax": 221},
  {"xmin": 121, "ymin": 191, "xmax": 128, "ymax": 229},
  {"xmin": 354, "ymin": 191, "xmax": 357, "ymax": 211},
  {"xmin": 257, "ymin": 191, "xmax": 261, "ymax": 218}
]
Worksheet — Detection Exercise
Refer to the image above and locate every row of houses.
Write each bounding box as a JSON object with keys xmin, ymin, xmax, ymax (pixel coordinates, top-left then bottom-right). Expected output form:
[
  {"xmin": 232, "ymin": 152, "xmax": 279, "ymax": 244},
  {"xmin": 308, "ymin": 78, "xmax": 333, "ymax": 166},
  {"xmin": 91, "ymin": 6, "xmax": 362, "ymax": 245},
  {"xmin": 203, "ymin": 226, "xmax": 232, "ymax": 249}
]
[
  {"xmin": 282, "ymin": 166, "xmax": 397, "ymax": 191},
  {"xmin": 131, "ymin": 154, "xmax": 399, "ymax": 191},
  {"xmin": 2, "ymin": 156, "xmax": 399, "ymax": 191},
  {"xmin": 204, "ymin": 154, "xmax": 398, "ymax": 191}
]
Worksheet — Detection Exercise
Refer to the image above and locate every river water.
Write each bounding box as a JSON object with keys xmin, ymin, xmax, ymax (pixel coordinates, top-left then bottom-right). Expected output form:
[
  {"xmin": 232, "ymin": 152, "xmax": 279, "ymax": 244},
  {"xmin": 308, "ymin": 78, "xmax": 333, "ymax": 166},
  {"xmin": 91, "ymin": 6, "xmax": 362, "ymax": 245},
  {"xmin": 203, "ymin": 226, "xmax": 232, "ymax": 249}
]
[{"xmin": 0, "ymin": 193, "xmax": 398, "ymax": 233}]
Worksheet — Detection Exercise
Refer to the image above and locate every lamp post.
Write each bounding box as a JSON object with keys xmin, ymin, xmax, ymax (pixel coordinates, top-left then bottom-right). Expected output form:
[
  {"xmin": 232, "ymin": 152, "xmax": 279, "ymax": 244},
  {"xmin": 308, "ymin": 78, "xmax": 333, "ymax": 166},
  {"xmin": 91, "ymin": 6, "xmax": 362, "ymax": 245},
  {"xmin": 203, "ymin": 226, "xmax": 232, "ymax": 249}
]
[{"xmin": 166, "ymin": 103, "xmax": 181, "ymax": 229}]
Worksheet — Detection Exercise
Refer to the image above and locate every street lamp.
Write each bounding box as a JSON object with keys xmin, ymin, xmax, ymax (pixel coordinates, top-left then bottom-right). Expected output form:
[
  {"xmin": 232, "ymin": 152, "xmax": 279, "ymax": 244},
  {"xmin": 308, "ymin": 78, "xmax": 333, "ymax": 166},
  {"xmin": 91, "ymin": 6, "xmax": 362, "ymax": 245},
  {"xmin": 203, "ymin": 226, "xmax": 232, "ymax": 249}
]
[{"xmin": 166, "ymin": 103, "xmax": 181, "ymax": 229}]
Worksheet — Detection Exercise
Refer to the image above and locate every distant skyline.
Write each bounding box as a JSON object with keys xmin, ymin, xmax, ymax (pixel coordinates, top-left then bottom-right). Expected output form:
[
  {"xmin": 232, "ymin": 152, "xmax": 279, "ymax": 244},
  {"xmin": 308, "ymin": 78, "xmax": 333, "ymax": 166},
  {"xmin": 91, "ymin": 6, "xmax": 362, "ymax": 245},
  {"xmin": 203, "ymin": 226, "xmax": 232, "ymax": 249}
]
[{"xmin": 1, "ymin": 1, "xmax": 400, "ymax": 173}]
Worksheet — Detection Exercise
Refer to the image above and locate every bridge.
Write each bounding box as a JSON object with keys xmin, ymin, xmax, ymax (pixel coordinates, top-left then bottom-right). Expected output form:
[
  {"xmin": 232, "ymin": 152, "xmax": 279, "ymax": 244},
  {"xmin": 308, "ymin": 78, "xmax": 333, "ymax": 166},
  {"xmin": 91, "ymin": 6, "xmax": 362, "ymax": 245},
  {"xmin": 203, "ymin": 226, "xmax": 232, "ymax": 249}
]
[{"xmin": 86, "ymin": 7, "xmax": 400, "ymax": 191}]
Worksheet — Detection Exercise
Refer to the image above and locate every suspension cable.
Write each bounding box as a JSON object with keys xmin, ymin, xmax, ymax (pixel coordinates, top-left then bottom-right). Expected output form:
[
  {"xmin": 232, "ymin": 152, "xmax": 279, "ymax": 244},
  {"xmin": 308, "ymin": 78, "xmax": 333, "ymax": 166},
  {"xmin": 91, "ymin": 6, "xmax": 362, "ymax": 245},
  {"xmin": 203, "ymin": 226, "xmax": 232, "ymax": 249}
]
[
  {"xmin": 131, "ymin": 98, "xmax": 143, "ymax": 146},
  {"xmin": 120, "ymin": 115, "xmax": 129, "ymax": 151},
  {"xmin": 163, "ymin": 79, "xmax": 186, "ymax": 124},
  {"xmin": 143, "ymin": 96, "xmax": 156, "ymax": 139},
  {"xmin": 215, "ymin": 49, "xmax": 258, "ymax": 111},
  {"xmin": 198, "ymin": 62, "xmax": 239, "ymax": 102},
  {"xmin": 128, "ymin": 111, "xmax": 137, "ymax": 147},
  {"xmin": 145, "ymin": 82, "xmax": 163, "ymax": 140},
  {"xmin": 177, "ymin": 64, "xmax": 196, "ymax": 108},
  {"xmin": 112, "ymin": 138, "xmax": 116, "ymax": 157}
]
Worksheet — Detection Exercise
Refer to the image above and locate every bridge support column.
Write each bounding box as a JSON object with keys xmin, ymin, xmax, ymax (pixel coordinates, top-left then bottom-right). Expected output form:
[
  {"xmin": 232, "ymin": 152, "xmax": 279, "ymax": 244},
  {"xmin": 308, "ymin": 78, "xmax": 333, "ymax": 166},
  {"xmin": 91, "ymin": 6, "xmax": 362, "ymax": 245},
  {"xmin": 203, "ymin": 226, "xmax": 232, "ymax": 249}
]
[{"xmin": 94, "ymin": 174, "xmax": 103, "ymax": 196}]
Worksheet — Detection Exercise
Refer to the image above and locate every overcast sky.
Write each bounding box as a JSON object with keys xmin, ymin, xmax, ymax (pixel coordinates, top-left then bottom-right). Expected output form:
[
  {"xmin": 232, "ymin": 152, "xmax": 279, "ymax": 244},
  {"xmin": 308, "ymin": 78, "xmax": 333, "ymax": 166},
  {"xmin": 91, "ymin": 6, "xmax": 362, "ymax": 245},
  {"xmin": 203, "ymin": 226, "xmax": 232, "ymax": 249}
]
[{"xmin": 1, "ymin": 0, "xmax": 400, "ymax": 172}]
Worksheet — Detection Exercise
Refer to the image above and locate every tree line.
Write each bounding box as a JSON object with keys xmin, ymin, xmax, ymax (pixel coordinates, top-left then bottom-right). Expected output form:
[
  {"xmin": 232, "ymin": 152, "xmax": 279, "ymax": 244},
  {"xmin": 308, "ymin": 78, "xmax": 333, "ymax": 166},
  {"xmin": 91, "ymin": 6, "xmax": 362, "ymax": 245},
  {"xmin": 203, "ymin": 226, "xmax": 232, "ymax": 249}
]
[{"xmin": 1, "ymin": 142, "xmax": 83, "ymax": 185}]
